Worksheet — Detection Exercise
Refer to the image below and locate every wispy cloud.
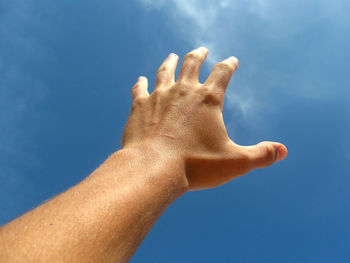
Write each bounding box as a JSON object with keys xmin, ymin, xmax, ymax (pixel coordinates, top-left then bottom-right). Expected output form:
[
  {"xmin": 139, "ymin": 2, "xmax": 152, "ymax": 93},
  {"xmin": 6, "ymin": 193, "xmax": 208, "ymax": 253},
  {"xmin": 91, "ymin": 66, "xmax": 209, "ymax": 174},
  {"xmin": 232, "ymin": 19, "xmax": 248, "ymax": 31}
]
[
  {"xmin": 138, "ymin": 0, "xmax": 350, "ymax": 123},
  {"xmin": 139, "ymin": 0, "xmax": 255, "ymax": 120}
]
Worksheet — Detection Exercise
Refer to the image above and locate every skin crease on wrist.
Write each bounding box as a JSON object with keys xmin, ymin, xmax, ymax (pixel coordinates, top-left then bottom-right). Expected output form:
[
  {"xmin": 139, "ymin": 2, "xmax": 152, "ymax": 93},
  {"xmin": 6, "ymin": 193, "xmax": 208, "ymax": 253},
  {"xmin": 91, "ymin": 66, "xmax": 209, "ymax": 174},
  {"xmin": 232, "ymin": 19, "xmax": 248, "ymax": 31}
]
[{"xmin": 0, "ymin": 47, "xmax": 287, "ymax": 263}]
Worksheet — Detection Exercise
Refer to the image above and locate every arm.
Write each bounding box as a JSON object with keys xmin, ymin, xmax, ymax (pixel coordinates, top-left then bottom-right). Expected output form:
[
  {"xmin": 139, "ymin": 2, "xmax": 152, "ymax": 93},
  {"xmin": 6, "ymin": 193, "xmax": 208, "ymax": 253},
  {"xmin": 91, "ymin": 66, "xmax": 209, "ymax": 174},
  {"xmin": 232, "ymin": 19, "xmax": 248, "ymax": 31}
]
[
  {"xmin": 0, "ymin": 47, "xmax": 287, "ymax": 263},
  {"xmin": 0, "ymin": 147, "xmax": 186, "ymax": 263}
]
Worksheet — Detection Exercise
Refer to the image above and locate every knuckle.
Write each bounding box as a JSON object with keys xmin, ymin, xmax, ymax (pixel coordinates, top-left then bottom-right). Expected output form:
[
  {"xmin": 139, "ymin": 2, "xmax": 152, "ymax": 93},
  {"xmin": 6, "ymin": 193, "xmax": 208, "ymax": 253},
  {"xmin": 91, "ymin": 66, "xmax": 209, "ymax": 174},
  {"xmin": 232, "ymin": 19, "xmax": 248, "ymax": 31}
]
[
  {"xmin": 131, "ymin": 84, "xmax": 140, "ymax": 96},
  {"xmin": 176, "ymin": 86, "xmax": 188, "ymax": 96},
  {"xmin": 185, "ymin": 52, "xmax": 203, "ymax": 62},
  {"xmin": 170, "ymin": 83, "xmax": 189, "ymax": 96},
  {"xmin": 216, "ymin": 61, "xmax": 235, "ymax": 72},
  {"xmin": 176, "ymin": 78, "xmax": 193, "ymax": 89},
  {"xmin": 156, "ymin": 65, "xmax": 169, "ymax": 75},
  {"xmin": 200, "ymin": 86, "xmax": 222, "ymax": 106},
  {"xmin": 203, "ymin": 93, "xmax": 222, "ymax": 106},
  {"xmin": 132, "ymin": 97, "xmax": 146, "ymax": 107},
  {"xmin": 260, "ymin": 142, "xmax": 276, "ymax": 166},
  {"xmin": 151, "ymin": 88, "xmax": 164, "ymax": 98},
  {"xmin": 131, "ymin": 83, "xmax": 140, "ymax": 91}
]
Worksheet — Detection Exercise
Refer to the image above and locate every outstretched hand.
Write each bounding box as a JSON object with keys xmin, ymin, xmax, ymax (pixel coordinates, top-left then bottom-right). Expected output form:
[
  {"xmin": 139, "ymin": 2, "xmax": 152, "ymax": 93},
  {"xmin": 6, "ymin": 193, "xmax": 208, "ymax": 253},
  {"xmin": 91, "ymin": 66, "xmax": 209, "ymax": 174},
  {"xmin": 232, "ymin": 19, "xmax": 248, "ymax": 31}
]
[{"xmin": 121, "ymin": 47, "xmax": 287, "ymax": 190}]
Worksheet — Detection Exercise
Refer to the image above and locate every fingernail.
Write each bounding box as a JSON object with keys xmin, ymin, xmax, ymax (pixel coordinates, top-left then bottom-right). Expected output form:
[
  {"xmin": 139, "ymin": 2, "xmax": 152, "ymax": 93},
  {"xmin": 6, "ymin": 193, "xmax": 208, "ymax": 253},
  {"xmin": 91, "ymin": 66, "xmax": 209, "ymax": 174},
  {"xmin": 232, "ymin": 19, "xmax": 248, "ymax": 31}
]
[
  {"xmin": 274, "ymin": 145, "xmax": 286, "ymax": 162},
  {"xmin": 138, "ymin": 76, "xmax": 146, "ymax": 81}
]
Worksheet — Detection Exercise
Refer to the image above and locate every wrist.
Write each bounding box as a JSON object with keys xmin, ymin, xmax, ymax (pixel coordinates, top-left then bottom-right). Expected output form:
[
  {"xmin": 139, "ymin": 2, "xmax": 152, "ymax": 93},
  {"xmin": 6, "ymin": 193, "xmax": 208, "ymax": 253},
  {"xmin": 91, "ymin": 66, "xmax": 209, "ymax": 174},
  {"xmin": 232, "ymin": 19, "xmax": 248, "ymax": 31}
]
[{"xmin": 113, "ymin": 143, "xmax": 190, "ymax": 199}]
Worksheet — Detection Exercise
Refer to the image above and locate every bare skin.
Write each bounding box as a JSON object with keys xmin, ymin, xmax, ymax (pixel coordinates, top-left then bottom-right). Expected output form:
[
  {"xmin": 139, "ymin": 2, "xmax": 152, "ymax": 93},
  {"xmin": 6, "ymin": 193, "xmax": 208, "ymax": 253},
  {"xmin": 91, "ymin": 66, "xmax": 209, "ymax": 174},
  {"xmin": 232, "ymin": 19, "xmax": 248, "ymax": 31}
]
[{"xmin": 0, "ymin": 47, "xmax": 287, "ymax": 263}]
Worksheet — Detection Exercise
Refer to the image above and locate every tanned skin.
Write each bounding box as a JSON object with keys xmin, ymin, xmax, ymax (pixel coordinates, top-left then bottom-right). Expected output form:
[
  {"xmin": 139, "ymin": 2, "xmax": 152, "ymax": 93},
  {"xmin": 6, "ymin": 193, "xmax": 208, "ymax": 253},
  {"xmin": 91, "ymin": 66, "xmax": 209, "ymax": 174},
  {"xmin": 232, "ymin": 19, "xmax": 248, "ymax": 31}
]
[{"xmin": 0, "ymin": 47, "xmax": 287, "ymax": 262}]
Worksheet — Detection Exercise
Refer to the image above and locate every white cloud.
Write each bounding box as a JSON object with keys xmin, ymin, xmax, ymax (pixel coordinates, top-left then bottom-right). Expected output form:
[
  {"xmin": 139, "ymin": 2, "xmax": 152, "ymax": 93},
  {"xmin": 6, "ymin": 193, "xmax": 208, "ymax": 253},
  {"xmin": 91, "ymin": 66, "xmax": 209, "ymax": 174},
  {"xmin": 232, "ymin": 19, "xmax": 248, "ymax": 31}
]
[
  {"xmin": 138, "ymin": 0, "xmax": 350, "ymax": 125},
  {"xmin": 139, "ymin": 0, "xmax": 247, "ymax": 115},
  {"xmin": 138, "ymin": 0, "xmax": 274, "ymax": 120}
]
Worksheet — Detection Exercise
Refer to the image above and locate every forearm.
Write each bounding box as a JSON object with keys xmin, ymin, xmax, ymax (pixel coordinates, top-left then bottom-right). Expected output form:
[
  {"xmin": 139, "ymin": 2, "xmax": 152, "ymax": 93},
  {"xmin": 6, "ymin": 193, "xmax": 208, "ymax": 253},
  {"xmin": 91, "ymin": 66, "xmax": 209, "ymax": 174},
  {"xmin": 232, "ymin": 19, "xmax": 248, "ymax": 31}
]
[{"xmin": 0, "ymin": 146, "xmax": 188, "ymax": 263}]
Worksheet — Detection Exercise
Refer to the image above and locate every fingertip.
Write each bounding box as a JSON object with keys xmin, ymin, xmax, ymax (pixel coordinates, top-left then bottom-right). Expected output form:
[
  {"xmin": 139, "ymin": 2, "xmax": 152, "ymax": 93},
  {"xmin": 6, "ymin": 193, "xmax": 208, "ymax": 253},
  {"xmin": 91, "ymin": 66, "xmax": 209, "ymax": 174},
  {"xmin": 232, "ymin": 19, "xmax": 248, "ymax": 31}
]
[
  {"xmin": 226, "ymin": 56, "xmax": 239, "ymax": 68},
  {"xmin": 198, "ymin": 46, "xmax": 209, "ymax": 54},
  {"xmin": 169, "ymin": 53, "xmax": 178, "ymax": 59},
  {"xmin": 138, "ymin": 76, "xmax": 147, "ymax": 82},
  {"xmin": 274, "ymin": 144, "xmax": 288, "ymax": 162},
  {"xmin": 231, "ymin": 56, "xmax": 239, "ymax": 65}
]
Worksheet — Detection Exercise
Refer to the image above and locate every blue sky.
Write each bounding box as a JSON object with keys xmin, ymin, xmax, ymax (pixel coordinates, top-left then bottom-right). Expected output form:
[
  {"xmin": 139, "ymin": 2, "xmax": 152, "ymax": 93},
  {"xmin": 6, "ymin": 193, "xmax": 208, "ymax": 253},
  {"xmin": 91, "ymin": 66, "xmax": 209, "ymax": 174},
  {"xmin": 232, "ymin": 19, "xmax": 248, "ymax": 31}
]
[{"xmin": 1, "ymin": 0, "xmax": 350, "ymax": 262}]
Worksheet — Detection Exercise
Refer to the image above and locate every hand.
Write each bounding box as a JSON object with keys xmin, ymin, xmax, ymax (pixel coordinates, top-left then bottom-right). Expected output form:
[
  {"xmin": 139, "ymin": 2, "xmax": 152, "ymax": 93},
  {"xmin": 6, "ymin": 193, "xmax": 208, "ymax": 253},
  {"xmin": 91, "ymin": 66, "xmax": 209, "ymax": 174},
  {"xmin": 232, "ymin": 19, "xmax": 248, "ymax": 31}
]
[{"xmin": 121, "ymin": 47, "xmax": 287, "ymax": 190}]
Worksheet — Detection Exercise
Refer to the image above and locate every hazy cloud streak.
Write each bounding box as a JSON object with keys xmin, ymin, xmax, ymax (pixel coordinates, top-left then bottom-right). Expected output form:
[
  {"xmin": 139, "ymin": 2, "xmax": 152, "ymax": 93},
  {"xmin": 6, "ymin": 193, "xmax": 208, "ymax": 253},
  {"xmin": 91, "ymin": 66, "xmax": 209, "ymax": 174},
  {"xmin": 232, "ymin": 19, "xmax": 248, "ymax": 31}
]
[{"xmin": 139, "ymin": 0, "xmax": 350, "ymax": 123}]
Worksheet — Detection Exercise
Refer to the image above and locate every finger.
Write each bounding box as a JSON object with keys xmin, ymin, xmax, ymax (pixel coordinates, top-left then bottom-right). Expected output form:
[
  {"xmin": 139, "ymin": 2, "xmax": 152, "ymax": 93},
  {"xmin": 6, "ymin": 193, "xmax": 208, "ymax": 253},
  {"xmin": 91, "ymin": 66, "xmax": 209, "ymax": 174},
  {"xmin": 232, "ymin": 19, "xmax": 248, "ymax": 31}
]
[
  {"xmin": 155, "ymin": 53, "xmax": 179, "ymax": 90},
  {"xmin": 204, "ymin": 56, "xmax": 238, "ymax": 92},
  {"xmin": 241, "ymin": 141, "xmax": 288, "ymax": 169},
  {"xmin": 131, "ymin": 76, "xmax": 149, "ymax": 100},
  {"xmin": 177, "ymin": 47, "xmax": 208, "ymax": 84}
]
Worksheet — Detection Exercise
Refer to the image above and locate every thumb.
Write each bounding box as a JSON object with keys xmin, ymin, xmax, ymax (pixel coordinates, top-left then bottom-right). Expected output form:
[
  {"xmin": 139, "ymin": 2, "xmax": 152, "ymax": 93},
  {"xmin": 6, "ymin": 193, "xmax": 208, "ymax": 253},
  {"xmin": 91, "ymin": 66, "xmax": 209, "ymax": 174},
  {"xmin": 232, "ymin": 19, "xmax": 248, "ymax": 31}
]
[{"xmin": 242, "ymin": 141, "xmax": 288, "ymax": 169}]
